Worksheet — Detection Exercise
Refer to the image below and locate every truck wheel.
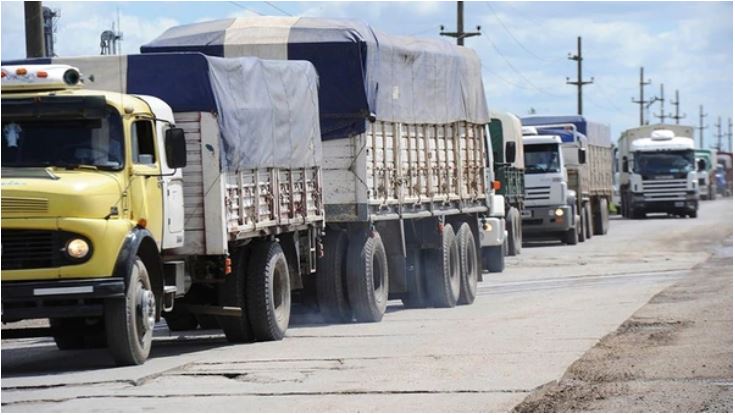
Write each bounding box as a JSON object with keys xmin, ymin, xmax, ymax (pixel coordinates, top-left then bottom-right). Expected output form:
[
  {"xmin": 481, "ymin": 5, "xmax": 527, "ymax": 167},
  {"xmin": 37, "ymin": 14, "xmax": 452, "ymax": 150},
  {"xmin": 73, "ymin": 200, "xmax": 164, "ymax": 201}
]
[
  {"xmin": 50, "ymin": 317, "xmax": 105, "ymax": 350},
  {"xmin": 346, "ymin": 231, "xmax": 389, "ymax": 322},
  {"xmin": 584, "ymin": 203, "xmax": 593, "ymax": 240},
  {"xmin": 425, "ymin": 224, "xmax": 461, "ymax": 307},
  {"xmin": 317, "ymin": 229, "xmax": 353, "ymax": 323},
  {"xmin": 401, "ymin": 246, "xmax": 429, "ymax": 308},
  {"xmin": 578, "ymin": 210, "xmax": 587, "ymax": 243},
  {"xmin": 564, "ymin": 225, "xmax": 578, "ymax": 245},
  {"xmin": 247, "ymin": 241, "xmax": 291, "ymax": 341},
  {"xmin": 593, "ymin": 198, "xmax": 609, "ymax": 235},
  {"xmin": 163, "ymin": 307, "xmax": 199, "ymax": 331},
  {"xmin": 688, "ymin": 209, "xmax": 698, "ymax": 218},
  {"xmin": 481, "ymin": 245, "xmax": 504, "ymax": 273},
  {"xmin": 506, "ymin": 208, "xmax": 521, "ymax": 256},
  {"xmin": 105, "ymin": 257, "xmax": 155, "ymax": 366},
  {"xmin": 457, "ymin": 223, "xmax": 479, "ymax": 305},
  {"xmin": 217, "ymin": 249, "xmax": 254, "ymax": 343}
]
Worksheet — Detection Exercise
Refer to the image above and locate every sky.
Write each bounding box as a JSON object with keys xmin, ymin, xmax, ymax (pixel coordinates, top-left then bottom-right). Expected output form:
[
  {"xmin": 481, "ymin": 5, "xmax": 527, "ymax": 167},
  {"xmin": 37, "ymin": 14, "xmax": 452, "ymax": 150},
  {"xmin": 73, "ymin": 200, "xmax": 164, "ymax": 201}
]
[{"xmin": 1, "ymin": 1, "xmax": 733, "ymax": 149}]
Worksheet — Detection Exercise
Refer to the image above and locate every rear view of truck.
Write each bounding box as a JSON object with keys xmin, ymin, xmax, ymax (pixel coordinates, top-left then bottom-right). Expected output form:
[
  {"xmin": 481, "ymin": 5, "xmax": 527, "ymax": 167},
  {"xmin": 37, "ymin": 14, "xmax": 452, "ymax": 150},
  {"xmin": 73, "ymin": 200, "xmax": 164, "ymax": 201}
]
[{"xmin": 143, "ymin": 17, "xmax": 506, "ymax": 321}]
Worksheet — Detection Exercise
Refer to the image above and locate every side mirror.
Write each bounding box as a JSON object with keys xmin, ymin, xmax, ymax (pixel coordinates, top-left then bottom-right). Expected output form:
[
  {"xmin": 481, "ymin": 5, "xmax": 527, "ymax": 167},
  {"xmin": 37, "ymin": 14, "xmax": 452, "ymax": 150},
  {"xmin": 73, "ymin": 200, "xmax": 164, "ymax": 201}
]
[
  {"xmin": 505, "ymin": 141, "xmax": 516, "ymax": 164},
  {"xmin": 165, "ymin": 127, "xmax": 187, "ymax": 169},
  {"xmin": 578, "ymin": 148, "xmax": 587, "ymax": 164},
  {"xmin": 697, "ymin": 159, "xmax": 706, "ymax": 172},
  {"xmin": 622, "ymin": 156, "xmax": 629, "ymax": 173}
]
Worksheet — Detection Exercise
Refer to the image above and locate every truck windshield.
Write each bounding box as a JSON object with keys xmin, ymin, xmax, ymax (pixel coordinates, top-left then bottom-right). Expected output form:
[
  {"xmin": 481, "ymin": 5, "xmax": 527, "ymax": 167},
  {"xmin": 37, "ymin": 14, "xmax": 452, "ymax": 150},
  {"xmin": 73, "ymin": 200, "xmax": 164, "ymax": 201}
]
[
  {"xmin": 524, "ymin": 143, "xmax": 561, "ymax": 174},
  {"xmin": 2, "ymin": 110, "xmax": 124, "ymax": 171},
  {"xmin": 634, "ymin": 150, "xmax": 694, "ymax": 175}
]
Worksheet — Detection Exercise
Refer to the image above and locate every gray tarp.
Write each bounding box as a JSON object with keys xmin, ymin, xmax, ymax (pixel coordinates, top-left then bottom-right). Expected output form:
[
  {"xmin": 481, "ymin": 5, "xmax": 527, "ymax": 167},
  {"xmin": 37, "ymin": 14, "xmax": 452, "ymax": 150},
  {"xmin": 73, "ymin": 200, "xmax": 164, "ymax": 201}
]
[{"xmin": 7, "ymin": 53, "xmax": 322, "ymax": 171}]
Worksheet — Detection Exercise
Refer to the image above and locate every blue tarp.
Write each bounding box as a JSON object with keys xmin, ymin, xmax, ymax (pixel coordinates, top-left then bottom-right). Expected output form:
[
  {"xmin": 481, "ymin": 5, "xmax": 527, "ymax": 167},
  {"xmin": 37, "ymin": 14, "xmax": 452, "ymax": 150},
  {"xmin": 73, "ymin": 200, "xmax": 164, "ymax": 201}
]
[{"xmin": 521, "ymin": 115, "xmax": 611, "ymax": 146}]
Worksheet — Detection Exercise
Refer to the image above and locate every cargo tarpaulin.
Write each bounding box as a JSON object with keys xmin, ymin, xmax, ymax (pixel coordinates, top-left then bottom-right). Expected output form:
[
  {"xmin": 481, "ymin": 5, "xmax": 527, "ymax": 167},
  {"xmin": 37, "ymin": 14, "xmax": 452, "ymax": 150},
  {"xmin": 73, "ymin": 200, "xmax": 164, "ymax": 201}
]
[
  {"xmin": 141, "ymin": 16, "xmax": 490, "ymax": 139},
  {"xmin": 4, "ymin": 53, "xmax": 322, "ymax": 171}
]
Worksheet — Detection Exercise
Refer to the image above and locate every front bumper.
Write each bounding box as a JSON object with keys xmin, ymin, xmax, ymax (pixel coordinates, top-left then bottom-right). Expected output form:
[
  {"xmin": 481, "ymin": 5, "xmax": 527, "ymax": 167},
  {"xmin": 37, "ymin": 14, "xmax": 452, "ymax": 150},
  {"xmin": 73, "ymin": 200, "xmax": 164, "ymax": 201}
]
[
  {"xmin": 522, "ymin": 205, "xmax": 574, "ymax": 236},
  {"xmin": 631, "ymin": 192, "xmax": 698, "ymax": 214},
  {"xmin": 478, "ymin": 217, "xmax": 505, "ymax": 247},
  {"xmin": 1, "ymin": 277, "xmax": 124, "ymax": 322}
]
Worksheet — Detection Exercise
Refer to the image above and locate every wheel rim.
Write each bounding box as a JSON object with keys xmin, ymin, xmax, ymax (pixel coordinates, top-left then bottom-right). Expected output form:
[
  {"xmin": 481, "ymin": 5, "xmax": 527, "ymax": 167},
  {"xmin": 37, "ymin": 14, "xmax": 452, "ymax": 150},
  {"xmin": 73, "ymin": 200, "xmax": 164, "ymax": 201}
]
[
  {"xmin": 133, "ymin": 262, "xmax": 155, "ymax": 344},
  {"xmin": 272, "ymin": 259, "xmax": 291, "ymax": 329}
]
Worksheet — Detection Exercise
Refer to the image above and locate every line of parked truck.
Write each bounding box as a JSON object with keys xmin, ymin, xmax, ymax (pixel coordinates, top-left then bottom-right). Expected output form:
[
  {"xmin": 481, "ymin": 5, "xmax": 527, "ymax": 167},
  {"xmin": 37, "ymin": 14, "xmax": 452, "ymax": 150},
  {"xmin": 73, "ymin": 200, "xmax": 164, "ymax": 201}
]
[{"xmin": 1, "ymin": 16, "xmax": 731, "ymax": 366}]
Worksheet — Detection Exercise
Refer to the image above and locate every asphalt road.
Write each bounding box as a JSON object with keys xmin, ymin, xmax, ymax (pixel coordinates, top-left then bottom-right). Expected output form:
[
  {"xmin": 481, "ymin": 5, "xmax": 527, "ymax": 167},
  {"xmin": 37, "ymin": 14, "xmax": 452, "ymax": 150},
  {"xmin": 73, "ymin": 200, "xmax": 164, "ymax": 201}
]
[{"xmin": 2, "ymin": 198, "xmax": 732, "ymax": 412}]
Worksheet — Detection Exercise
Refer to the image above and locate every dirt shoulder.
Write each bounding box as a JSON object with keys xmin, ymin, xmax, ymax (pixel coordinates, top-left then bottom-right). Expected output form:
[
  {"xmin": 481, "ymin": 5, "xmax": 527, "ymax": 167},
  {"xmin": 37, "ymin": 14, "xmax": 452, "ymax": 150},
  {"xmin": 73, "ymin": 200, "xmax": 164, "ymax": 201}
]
[{"xmin": 514, "ymin": 237, "xmax": 733, "ymax": 413}]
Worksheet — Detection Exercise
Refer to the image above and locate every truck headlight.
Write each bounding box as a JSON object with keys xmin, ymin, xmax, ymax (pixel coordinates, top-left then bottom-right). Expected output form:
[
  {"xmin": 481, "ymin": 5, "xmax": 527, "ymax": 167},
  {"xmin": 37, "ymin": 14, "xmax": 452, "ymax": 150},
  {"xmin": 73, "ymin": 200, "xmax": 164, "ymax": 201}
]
[
  {"xmin": 66, "ymin": 238, "xmax": 90, "ymax": 259},
  {"xmin": 483, "ymin": 222, "xmax": 493, "ymax": 232},
  {"xmin": 554, "ymin": 208, "xmax": 564, "ymax": 217}
]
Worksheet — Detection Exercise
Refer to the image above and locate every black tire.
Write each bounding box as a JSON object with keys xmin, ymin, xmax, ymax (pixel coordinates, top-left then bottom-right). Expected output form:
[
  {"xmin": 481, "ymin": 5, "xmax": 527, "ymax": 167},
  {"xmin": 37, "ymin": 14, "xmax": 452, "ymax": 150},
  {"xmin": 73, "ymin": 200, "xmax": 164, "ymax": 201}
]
[
  {"xmin": 346, "ymin": 231, "xmax": 389, "ymax": 322},
  {"xmin": 457, "ymin": 223, "xmax": 479, "ymax": 305},
  {"xmin": 584, "ymin": 203, "xmax": 593, "ymax": 240},
  {"xmin": 217, "ymin": 248, "xmax": 254, "ymax": 343},
  {"xmin": 689, "ymin": 209, "xmax": 698, "ymax": 218},
  {"xmin": 246, "ymin": 241, "xmax": 291, "ymax": 341},
  {"xmin": 105, "ymin": 257, "xmax": 155, "ymax": 366},
  {"xmin": 424, "ymin": 224, "xmax": 461, "ymax": 307},
  {"xmin": 50, "ymin": 317, "xmax": 106, "ymax": 350},
  {"xmin": 506, "ymin": 208, "xmax": 521, "ymax": 256},
  {"xmin": 482, "ymin": 245, "xmax": 504, "ymax": 273},
  {"xmin": 578, "ymin": 210, "xmax": 587, "ymax": 243},
  {"xmin": 316, "ymin": 229, "xmax": 352, "ymax": 323},
  {"xmin": 593, "ymin": 198, "xmax": 609, "ymax": 235},
  {"xmin": 163, "ymin": 307, "xmax": 199, "ymax": 331},
  {"xmin": 401, "ymin": 246, "xmax": 429, "ymax": 308},
  {"xmin": 564, "ymin": 225, "xmax": 578, "ymax": 245}
]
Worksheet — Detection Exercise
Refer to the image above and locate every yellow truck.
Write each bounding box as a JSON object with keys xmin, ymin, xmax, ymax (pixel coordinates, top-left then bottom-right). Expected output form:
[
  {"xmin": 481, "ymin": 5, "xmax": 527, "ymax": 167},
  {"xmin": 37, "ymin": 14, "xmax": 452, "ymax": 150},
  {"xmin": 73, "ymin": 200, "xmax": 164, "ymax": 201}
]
[{"xmin": 1, "ymin": 57, "xmax": 324, "ymax": 365}]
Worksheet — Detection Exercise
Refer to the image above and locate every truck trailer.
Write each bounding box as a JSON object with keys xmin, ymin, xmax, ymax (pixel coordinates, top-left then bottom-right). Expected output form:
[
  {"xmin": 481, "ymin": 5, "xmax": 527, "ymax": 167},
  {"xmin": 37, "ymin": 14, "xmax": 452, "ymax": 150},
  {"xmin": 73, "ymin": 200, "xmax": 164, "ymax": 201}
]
[
  {"xmin": 142, "ymin": 17, "xmax": 508, "ymax": 311},
  {"xmin": 618, "ymin": 124, "xmax": 698, "ymax": 218},
  {"xmin": 520, "ymin": 116, "xmax": 613, "ymax": 244},
  {"xmin": 694, "ymin": 148, "xmax": 717, "ymax": 200}
]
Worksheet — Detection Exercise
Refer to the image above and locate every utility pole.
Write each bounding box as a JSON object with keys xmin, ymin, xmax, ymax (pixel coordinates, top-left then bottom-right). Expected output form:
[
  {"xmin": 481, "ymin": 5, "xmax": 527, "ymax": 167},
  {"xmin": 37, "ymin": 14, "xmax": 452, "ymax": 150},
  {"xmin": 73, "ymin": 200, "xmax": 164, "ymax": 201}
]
[
  {"xmin": 668, "ymin": 90, "xmax": 686, "ymax": 124},
  {"xmin": 728, "ymin": 118, "xmax": 732, "ymax": 152},
  {"xmin": 440, "ymin": 1, "xmax": 481, "ymax": 46},
  {"xmin": 24, "ymin": 1, "xmax": 45, "ymax": 58},
  {"xmin": 652, "ymin": 84, "xmax": 667, "ymax": 123},
  {"xmin": 631, "ymin": 67, "xmax": 655, "ymax": 125},
  {"xmin": 714, "ymin": 116, "xmax": 723, "ymax": 151},
  {"xmin": 566, "ymin": 36, "xmax": 594, "ymax": 115},
  {"xmin": 697, "ymin": 105, "xmax": 708, "ymax": 148}
]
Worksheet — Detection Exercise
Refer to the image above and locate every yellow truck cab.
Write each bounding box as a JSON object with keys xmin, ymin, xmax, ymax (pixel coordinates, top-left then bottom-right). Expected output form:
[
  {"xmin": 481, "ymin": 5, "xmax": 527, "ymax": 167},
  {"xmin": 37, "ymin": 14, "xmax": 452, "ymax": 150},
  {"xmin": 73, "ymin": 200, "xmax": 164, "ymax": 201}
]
[{"xmin": 1, "ymin": 64, "xmax": 188, "ymax": 365}]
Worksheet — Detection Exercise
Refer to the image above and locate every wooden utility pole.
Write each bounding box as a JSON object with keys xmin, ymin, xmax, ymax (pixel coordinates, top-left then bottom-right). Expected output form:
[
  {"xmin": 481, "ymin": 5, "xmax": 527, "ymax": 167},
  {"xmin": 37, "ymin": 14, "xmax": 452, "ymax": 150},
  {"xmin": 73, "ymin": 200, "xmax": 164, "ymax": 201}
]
[
  {"xmin": 631, "ymin": 67, "xmax": 654, "ymax": 125},
  {"xmin": 24, "ymin": 1, "xmax": 45, "ymax": 58},
  {"xmin": 440, "ymin": 1, "xmax": 481, "ymax": 46},
  {"xmin": 697, "ymin": 105, "xmax": 708, "ymax": 148},
  {"xmin": 653, "ymin": 84, "xmax": 667, "ymax": 123},
  {"xmin": 566, "ymin": 36, "xmax": 594, "ymax": 115},
  {"xmin": 669, "ymin": 90, "xmax": 686, "ymax": 124}
]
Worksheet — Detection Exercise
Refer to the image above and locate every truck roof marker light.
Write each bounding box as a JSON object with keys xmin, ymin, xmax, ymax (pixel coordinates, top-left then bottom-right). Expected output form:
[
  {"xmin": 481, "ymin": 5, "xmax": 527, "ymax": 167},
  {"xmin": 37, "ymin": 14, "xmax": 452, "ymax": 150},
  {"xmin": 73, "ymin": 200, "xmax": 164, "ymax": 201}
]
[
  {"xmin": 224, "ymin": 257, "xmax": 232, "ymax": 275},
  {"xmin": 1, "ymin": 71, "xmax": 6, "ymax": 78},
  {"xmin": 16, "ymin": 68, "xmax": 27, "ymax": 76},
  {"xmin": 137, "ymin": 218, "xmax": 147, "ymax": 228},
  {"xmin": 36, "ymin": 71, "xmax": 48, "ymax": 78},
  {"xmin": 492, "ymin": 180, "xmax": 502, "ymax": 191}
]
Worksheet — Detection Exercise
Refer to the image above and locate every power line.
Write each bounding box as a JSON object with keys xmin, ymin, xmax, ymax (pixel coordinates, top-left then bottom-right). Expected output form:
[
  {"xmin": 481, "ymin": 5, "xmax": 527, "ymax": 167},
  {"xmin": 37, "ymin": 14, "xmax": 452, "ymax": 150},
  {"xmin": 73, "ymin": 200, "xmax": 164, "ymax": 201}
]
[
  {"xmin": 263, "ymin": 1, "xmax": 292, "ymax": 16},
  {"xmin": 484, "ymin": 2, "xmax": 558, "ymax": 62},
  {"xmin": 481, "ymin": 34, "xmax": 564, "ymax": 98},
  {"xmin": 228, "ymin": 1, "xmax": 262, "ymax": 15}
]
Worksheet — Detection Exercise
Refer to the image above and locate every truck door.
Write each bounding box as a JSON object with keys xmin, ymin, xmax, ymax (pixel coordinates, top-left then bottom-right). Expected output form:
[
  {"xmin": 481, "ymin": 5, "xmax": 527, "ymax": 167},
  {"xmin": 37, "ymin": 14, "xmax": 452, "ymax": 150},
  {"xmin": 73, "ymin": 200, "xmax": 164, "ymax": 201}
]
[{"xmin": 156, "ymin": 120, "xmax": 185, "ymax": 249}]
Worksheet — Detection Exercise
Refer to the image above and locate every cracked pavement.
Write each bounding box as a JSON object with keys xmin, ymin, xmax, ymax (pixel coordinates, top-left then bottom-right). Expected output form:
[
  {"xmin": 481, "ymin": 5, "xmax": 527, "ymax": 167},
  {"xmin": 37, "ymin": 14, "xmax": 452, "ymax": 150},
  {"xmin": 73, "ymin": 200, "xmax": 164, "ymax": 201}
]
[{"xmin": 2, "ymin": 198, "xmax": 732, "ymax": 412}]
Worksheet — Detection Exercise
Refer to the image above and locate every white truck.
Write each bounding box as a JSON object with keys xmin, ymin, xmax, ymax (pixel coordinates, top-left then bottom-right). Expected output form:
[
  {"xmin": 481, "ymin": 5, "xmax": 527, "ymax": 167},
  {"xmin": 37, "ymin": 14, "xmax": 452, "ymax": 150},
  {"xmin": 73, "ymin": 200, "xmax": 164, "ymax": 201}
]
[
  {"xmin": 520, "ymin": 116, "xmax": 613, "ymax": 244},
  {"xmin": 142, "ymin": 17, "xmax": 507, "ymax": 317},
  {"xmin": 695, "ymin": 148, "xmax": 717, "ymax": 200},
  {"xmin": 618, "ymin": 124, "xmax": 698, "ymax": 218}
]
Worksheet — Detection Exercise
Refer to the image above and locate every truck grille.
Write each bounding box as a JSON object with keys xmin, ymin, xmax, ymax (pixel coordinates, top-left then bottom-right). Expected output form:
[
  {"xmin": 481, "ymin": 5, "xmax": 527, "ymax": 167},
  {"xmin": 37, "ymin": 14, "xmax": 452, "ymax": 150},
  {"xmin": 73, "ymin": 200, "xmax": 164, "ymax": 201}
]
[
  {"xmin": 642, "ymin": 179, "xmax": 689, "ymax": 201},
  {"xmin": 1, "ymin": 197, "xmax": 49, "ymax": 215},
  {"xmin": 1, "ymin": 230, "xmax": 86, "ymax": 270},
  {"xmin": 525, "ymin": 186, "xmax": 551, "ymax": 201}
]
